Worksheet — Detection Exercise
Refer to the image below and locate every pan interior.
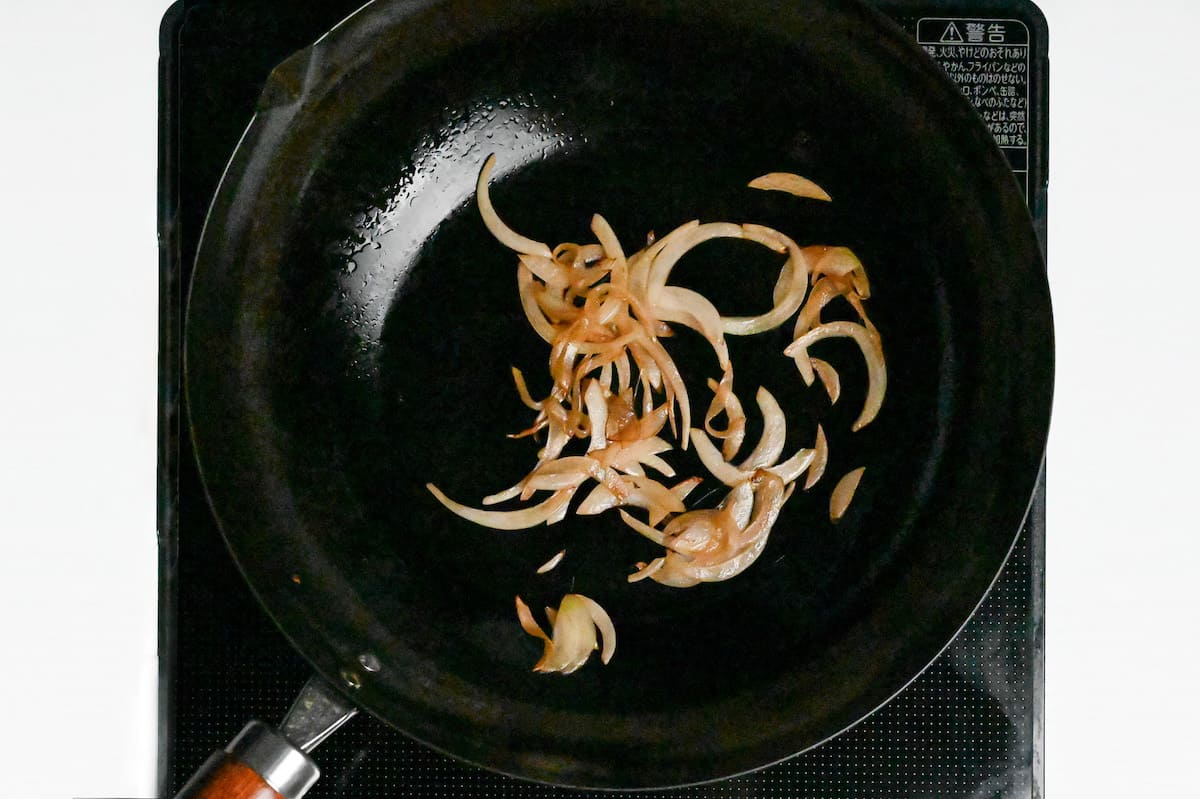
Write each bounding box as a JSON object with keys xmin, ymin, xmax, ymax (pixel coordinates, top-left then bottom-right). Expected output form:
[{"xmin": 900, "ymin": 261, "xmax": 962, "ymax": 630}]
[{"xmin": 186, "ymin": 1, "xmax": 1050, "ymax": 789}]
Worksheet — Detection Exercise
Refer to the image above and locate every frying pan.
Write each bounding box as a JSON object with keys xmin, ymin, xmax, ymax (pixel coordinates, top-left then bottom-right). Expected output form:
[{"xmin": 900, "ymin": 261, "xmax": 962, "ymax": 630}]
[{"xmin": 181, "ymin": 0, "xmax": 1053, "ymax": 794}]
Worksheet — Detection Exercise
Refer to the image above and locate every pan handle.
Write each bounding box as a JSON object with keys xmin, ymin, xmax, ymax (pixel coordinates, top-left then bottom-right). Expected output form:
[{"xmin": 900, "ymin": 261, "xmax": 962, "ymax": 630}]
[
  {"xmin": 172, "ymin": 721, "xmax": 317, "ymax": 799},
  {"xmin": 173, "ymin": 677, "xmax": 358, "ymax": 799}
]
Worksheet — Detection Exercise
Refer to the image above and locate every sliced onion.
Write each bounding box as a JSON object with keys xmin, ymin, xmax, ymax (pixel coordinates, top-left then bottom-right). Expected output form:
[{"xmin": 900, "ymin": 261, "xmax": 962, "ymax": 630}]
[
  {"xmin": 618, "ymin": 509, "xmax": 670, "ymax": 546},
  {"xmin": 704, "ymin": 374, "xmax": 746, "ymax": 461},
  {"xmin": 532, "ymin": 594, "xmax": 607, "ymax": 674},
  {"xmin": 482, "ymin": 484, "xmax": 523, "ymax": 506},
  {"xmin": 536, "ymin": 550, "xmax": 566, "ymax": 574},
  {"xmin": 627, "ymin": 557, "xmax": 665, "ymax": 583},
  {"xmin": 537, "ymin": 409, "xmax": 571, "ymax": 463},
  {"xmin": 612, "ymin": 403, "xmax": 668, "ymax": 443},
  {"xmin": 578, "ymin": 474, "xmax": 688, "ymax": 520},
  {"xmin": 476, "ymin": 154, "xmax": 553, "ymax": 258},
  {"xmin": 830, "ymin": 466, "xmax": 865, "ymax": 521},
  {"xmin": 583, "ymin": 380, "xmax": 608, "ymax": 452},
  {"xmin": 590, "ymin": 213, "xmax": 628, "ymax": 292},
  {"xmin": 739, "ymin": 386, "xmax": 787, "ymax": 470},
  {"xmin": 510, "ymin": 367, "xmax": 541, "ymax": 411},
  {"xmin": 647, "ymin": 566, "xmax": 701, "ymax": 588},
  {"xmin": 791, "ymin": 278, "xmax": 843, "ymax": 388},
  {"xmin": 518, "ymin": 252, "xmax": 567, "ymax": 287},
  {"xmin": 662, "ymin": 508, "xmax": 734, "ymax": 560},
  {"xmin": 614, "ymin": 350, "xmax": 632, "ymax": 395},
  {"xmin": 517, "ymin": 265, "xmax": 559, "ymax": 344},
  {"xmin": 785, "ymin": 321, "xmax": 886, "ymax": 431},
  {"xmin": 644, "ymin": 222, "xmax": 743, "ymax": 295},
  {"xmin": 577, "ymin": 594, "xmax": 617, "ymax": 664},
  {"xmin": 577, "ymin": 483, "xmax": 620, "ymax": 516},
  {"xmin": 722, "ymin": 480, "xmax": 755, "ymax": 529},
  {"xmin": 637, "ymin": 336, "xmax": 692, "ymax": 448},
  {"xmin": 427, "ymin": 483, "xmax": 574, "ymax": 530},
  {"xmin": 691, "ymin": 474, "xmax": 786, "ymax": 580},
  {"xmin": 653, "ymin": 285, "xmax": 730, "ymax": 369},
  {"xmin": 810, "ymin": 358, "xmax": 841, "ymax": 404},
  {"xmin": 599, "ymin": 435, "xmax": 672, "ymax": 469},
  {"xmin": 627, "ymin": 474, "xmax": 687, "ymax": 515},
  {"xmin": 627, "ymin": 219, "xmax": 701, "ymax": 298},
  {"xmin": 748, "ymin": 172, "xmax": 832, "ymax": 202},
  {"xmin": 811, "ymin": 247, "xmax": 870, "ymax": 299},
  {"xmin": 720, "ymin": 226, "xmax": 811, "ymax": 336},
  {"xmin": 657, "ymin": 477, "xmax": 702, "ymax": 525},
  {"xmin": 638, "ymin": 454, "xmax": 675, "ymax": 477},
  {"xmin": 604, "ymin": 392, "xmax": 636, "ymax": 439},
  {"xmin": 811, "ymin": 246, "xmax": 860, "ymax": 278},
  {"xmin": 804, "ymin": 424, "xmax": 829, "ymax": 490},
  {"xmin": 515, "ymin": 595, "xmax": 550, "ymax": 641},
  {"xmin": 689, "ymin": 428, "xmax": 750, "ymax": 487},
  {"xmin": 519, "ymin": 457, "xmax": 599, "ymax": 496},
  {"xmin": 766, "ymin": 447, "xmax": 815, "ymax": 484}
]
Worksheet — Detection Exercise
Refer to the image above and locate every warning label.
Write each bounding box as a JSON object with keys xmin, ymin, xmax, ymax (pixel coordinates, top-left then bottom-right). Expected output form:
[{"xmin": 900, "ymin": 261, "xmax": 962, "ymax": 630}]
[{"xmin": 917, "ymin": 17, "xmax": 1031, "ymax": 194}]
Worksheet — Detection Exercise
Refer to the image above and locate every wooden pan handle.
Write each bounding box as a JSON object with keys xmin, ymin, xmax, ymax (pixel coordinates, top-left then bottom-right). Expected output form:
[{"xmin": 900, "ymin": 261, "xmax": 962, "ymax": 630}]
[{"xmin": 173, "ymin": 722, "xmax": 319, "ymax": 799}]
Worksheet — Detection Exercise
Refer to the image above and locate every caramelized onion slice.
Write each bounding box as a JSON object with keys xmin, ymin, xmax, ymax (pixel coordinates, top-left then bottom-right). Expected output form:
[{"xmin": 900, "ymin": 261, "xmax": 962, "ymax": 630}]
[
  {"xmin": 804, "ymin": 424, "xmax": 829, "ymax": 490},
  {"xmin": 654, "ymin": 285, "xmax": 730, "ymax": 369},
  {"xmin": 689, "ymin": 428, "xmax": 750, "ymax": 487},
  {"xmin": 644, "ymin": 222, "xmax": 744, "ymax": 295},
  {"xmin": 766, "ymin": 447, "xmax": 815, "ymax": 485},
  {"xmin": 536, "ymin": 550, "xmax": 566, "ymax": 574},
  {"xmin": 627, "ymin": 557, "xmax": 666, "ymax": 583},
  {"xmin": 583, "ymin": 380, "xmax": 608, "ymax": 452},
  {"xmin": 785, "ymin": 321, "xmax": 886, "ymax": 431},
  {"xmin": 517, "ymin": 265, "xmax": 559, "ymax": 344},
  {"xmin": 812, "ymin": 246, "xmax": 870, "ymax": 299},
  {"xmin": 476, "ymin": 154, "xmax": 553, "ymax": 258},
  {"xmin": 720, "ymin": 226, "xmax": 811, "ymax": 336},
  {"xmin": 515, "ymin": 595, "xmax": 550, "ymax": 642},
  {"xmin": 830, "ymin": 467, "xmax": 866, "ymax": 521},
  {"xmin": 426, "ymin": 484, "xmax": 574, "ymax": 530},
  {"xmin": 690, "ymin": 473, "xmax": 786, "ymax": 581},
  {"xmin": 722, "ymin": 480, "xmax": 755, "ymax": 529},
  {"xmin": 528, "ymin": 594, "xmax": 615, "ymax": 674},
  {"xmin": 739, "ymin": 386, "xmax": 787, "ymax": 471},
  {"xmin": 748, "ymin": 172, "xmax": 832, "ymax": 202},
  {"xmin": 618, "ymin": 509, "xmax": 671, "ymax": 547},
  {"xmin": 810, "ymin": 358, "xmax": 841, "ymax": 404},
  {"xmin": 704, "ymin": 374, "xmax": 747, "ymax": 461}
]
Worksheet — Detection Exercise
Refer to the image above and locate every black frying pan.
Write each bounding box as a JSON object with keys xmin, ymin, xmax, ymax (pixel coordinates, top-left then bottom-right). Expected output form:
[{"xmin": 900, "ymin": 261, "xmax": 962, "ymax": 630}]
[{"xmin": 183, "ymin": 0, "xmax": 1053, "ymax": 792}]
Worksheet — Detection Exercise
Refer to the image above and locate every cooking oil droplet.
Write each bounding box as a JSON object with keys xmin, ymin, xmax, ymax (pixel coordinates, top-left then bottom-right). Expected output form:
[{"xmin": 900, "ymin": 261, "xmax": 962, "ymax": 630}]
[
  {"xmin": 339, "ymin": 668, "xmax": 362, "ymax": 690},
  {"xmin": 357, "ymin": 653, "xmax": 382, "ymax": 672}
]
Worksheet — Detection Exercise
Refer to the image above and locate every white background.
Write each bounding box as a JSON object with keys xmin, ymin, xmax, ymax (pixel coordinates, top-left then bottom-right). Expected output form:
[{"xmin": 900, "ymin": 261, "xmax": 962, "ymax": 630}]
[{"xmin": 1, "ymin": 0, "xmax": 1197, "ymax": 797}]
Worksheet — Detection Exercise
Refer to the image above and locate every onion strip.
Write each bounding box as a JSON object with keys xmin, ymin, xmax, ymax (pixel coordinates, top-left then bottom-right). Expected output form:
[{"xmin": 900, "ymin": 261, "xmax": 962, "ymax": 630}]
[
  {"xmin": 476, "ymin": 154, "xmax": 553, "ymax": 258},
  {"xmin": 804, "ymin": 424, "xmax": 829, "ymax": 490},
  {"xmin": 785, "ymin": 321, "xmax": 886, "ymax": 431},
  {"xmin": 830, "ymin": 467, "xmax": 866, "ymax": 521},
  {"xmin": 689, "ymin": 428, "xmax": 751, "ymax": 487},
  {"xmin": 426, "ymin": 484, "xmax": 574, "ymax": 530},
  {"xmin": 748, "ymin": 172, "xmax": 832, "ymax": 202},
  {"xmin": 720, "ymin": 226, "xmax": 810, "ymax": 336},
  {"xmin": 739, "ymin": 387, "xmax": 787, "ymax": 471},
  {"xmin": 536, "ymin": 550, "xmax": 566, "ymax": 574},
  {"xmin": 810, "ymin": 358, "xmax": 841, "ymax": 404}
]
